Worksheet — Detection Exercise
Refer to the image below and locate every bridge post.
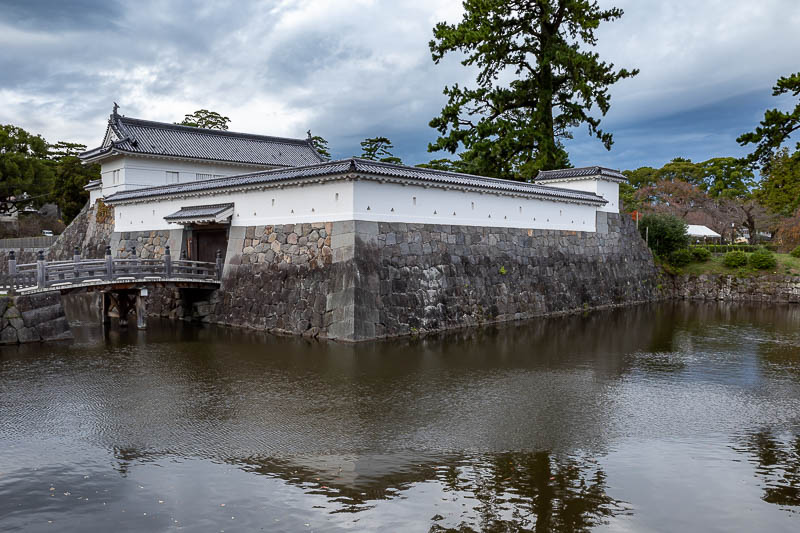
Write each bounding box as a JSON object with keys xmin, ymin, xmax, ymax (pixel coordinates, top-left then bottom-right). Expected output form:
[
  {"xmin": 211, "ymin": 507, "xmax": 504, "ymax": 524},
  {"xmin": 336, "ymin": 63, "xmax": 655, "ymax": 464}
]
[
  {"xmin": 136, "ymin": 290, "xmax": 147, "ymax": 330},
  {"xmin": 73, "ymin": 246, "xmax": 80, "ymax": 281},
  {"xmin": 105, "ymin": 246, "xmax": 113, "ymax": 280},
  {"xmin": 117, "ymin": 294, "xmax": 130, "ymax": 327},
  {"xmin": 130, "ymin": 247, "xmax": 137, "ymax": 278},
  {"xmin": 8, "ymin": 250, "xmax": 16, "ymax": 295},
  {"xmin": 101, "ymin": 293, "xmax": 111, "ymax": 325},
  {"xmin": 216, "ymin": 249, "xmax": 223, "ymax": 280},
  {"xmin": 164, "ymin": 246, "xmax": 172, "ymax": 277},
  {"xmin": 36, "ymin": 250, "xmax": 46, "ymax": 289},
  {"xmin": 180, "ymin": 249, "xmax": 188, "ymax": 277}
]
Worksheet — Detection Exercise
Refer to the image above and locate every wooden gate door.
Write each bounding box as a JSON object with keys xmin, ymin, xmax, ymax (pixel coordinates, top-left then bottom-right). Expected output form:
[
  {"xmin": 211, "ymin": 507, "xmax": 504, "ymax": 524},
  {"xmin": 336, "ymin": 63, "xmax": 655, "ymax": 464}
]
[{"xmin": 194, "ymin": 229, "xmax": 228, "ymax": 263}]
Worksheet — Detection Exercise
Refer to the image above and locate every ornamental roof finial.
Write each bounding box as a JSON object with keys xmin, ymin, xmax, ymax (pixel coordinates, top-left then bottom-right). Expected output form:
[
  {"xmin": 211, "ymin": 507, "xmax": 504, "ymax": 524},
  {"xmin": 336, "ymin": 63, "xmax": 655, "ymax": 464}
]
[
  {"xmin": 112, "ymin": 102, "xmax": 119, "ymax": 116},
  {"xmin": 307, "ymin": 129, "xmax": 312, "ymax": 140}
]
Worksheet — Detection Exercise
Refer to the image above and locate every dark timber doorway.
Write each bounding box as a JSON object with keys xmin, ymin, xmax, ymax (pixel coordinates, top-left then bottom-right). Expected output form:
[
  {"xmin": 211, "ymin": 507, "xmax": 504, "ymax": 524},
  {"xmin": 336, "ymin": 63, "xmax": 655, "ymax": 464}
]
[{"xmin": 187, "ymin": 225, "xmax": 229, "ymax": 263}]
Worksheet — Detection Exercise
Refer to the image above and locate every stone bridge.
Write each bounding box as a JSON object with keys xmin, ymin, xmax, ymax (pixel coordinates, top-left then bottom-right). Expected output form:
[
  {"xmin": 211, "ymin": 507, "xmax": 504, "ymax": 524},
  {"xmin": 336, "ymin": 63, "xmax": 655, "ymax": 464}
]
[{"xmin": 1, "ymin": 246, "xmax": 221, "ymax": 329}]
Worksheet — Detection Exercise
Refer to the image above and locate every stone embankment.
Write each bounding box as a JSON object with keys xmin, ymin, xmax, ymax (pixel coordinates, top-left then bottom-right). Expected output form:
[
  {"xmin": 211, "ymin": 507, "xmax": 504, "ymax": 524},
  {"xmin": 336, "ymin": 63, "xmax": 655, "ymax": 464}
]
[
  {"xmin": 0, "ymin": 201, "xmax": 112, "ymax": 345},
  {"xmin": 0, "ymin": 292, "xmax": 72, "ymax": 345},
  {"xmin": 669, "ymin": 274, "xmax": 800, "ymax": 303},
  {"xmin": 0, "ymin": 200, "xmax": 115, "ymax": 272},
  {"xmin": 194, "ymin": 212, "xmax": 663, "ymax": 341}
]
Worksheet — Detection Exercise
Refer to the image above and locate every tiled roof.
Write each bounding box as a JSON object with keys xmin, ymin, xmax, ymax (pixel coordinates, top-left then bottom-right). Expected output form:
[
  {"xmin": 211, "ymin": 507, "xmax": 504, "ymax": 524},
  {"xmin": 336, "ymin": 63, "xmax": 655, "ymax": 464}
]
[
  {"xmin": 535, "ymin": 166, "xmax": 626, "ymax": 182},
  {"xmin": 105, "ymin": 158, "xmax": 607, "ymax": 205},
  {"xmin": 164, "ymin": 203, "xmax": 234, "ymax": 221},
  {"xmin": 84, "ymin": 179, "xmax": 102, "ymax": 190},
  {"xmin": 80, "ymin": 109, "xmax": 325, "ymax": 167}
]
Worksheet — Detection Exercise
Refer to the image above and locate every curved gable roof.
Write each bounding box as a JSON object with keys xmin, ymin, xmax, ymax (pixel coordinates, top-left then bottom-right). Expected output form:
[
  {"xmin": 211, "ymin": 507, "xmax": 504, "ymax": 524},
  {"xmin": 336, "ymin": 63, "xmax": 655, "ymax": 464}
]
[{"xmin": 80, "ymin": 108, "xmax": 325, "ymax": 167}]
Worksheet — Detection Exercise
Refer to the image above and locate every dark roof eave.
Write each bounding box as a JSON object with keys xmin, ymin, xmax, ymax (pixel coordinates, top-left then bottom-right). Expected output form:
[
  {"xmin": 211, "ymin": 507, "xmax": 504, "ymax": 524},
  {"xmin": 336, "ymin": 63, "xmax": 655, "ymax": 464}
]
[
  {"xmin": 104, "ymin": 158, "xmax": 607, "ymax": 206},
  {"xmin": 79, "ymin": 146, "xmax": 291, "ymax": 168},
  {"xmin": 535, "ymin": 166, "xmax": 627, "ymax": 182}
]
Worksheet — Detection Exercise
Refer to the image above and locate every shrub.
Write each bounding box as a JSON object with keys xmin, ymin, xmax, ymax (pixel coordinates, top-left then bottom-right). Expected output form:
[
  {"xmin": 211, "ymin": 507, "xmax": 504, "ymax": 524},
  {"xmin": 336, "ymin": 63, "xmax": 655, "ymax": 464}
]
[
  {"xmin": 691, "ymin": 247, "xmax": 711, "ymax": 262},
  {"xmin": 701, "ymin": 244, "xmax": 779, "ymax": 254},
  {"xmin": 668, "ymin": 248, "xmax": 693, "ymax": 267},
  {"xmin": 749, "ymin": 248, "xmax": 777, "ymax": 270},
  {"xmin": 791, "ymin": 246, "xmax": 800, "ymax": 258},
  {"xmin": 639, "ymin": 214, "xmax": 688, "ymax": 257},
  {"xmin": 722, "ymin": 250, "xmax": 748, "ymax": 268}
]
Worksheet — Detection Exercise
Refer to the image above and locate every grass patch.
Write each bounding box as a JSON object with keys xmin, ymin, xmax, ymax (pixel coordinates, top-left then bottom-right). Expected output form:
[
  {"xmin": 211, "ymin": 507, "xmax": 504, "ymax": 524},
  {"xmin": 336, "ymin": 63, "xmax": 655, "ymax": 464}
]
[{"xmin": 679, "ymin": 253, "xmax": 800, "ymax": 277}]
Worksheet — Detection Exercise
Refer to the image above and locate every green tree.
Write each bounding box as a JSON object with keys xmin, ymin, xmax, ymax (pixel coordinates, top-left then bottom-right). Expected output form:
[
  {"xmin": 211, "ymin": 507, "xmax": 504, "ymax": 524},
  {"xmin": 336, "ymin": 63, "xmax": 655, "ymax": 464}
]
[
  {"xmin": 49, "ymin": 141, "xmax": 87, "ymax": 160},
  {"xmin": 0, "ymin": 124, "xmax": 54, "ymax": 215},
  {"xmin": 307, "ymin": 132, "xmax": 331, "ymax": 160},
  {"xmin": 416, "ymin": 157, "xmax": 471, "ymax": 173},
  {"xmin": 625, "ymin": 157, "xmax": 768, "ymax": 243},
  {"xmin": 49, "ymin": 141, "xmax": 100, "ymax": 223},
  {"xmin": 655, "ymin": 157, "xmax": 704, "ymax": 187},
  {"xmin": 756, "ymin": 148, "xmax": 800, "ymax": 216},
  {"xmin": 738, "ymin": 72, "xmax": 800, "ymax": 173},
  {"xmin": 178, "ymin": 109, "xmax": 231, "ymax": 130},
  {"xmin": 358, "ymin": 137, "xmax": 402, "ymax": 164},
  {"xmin": 623, "ymin": 166, "xmax": 659, "ymax": 189},
  {"xmin": 638, "ymin": 213, "xmax": 688, "ymax": 257},
  {"xmin": 697, "ymin": 157, "xmax": 755, "ymax": 199},
  {"xmin": 618, "ymin": 181, "xmax": 641, "ymax": 213},
  {"xmin": 427, "ymin": 0, "xmax": 638, "ymax": 180}
]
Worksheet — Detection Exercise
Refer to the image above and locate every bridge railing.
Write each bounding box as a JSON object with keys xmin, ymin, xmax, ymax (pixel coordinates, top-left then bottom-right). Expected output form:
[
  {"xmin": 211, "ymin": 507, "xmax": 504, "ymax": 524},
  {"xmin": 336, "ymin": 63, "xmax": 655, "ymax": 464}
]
[{"xmin": 1, "ymin": 246, "xmax": 223, "ymax": 293}]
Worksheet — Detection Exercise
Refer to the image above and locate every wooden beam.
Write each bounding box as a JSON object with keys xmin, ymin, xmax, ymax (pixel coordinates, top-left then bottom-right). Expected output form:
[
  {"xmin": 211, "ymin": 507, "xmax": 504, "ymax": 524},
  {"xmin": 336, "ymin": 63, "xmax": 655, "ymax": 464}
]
[
  {"xmin": 136, "ymin": 291, "xmax": 147, "ymax": 330},
  {"xmin": 101, "ymin": 292, "xmax": 111, "ymax": 325}
]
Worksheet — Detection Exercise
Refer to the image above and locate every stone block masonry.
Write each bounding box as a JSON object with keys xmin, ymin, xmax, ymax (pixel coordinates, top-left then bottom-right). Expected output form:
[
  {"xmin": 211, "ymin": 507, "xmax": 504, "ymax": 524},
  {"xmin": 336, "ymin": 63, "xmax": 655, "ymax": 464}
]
[
  {"xmin": 112, "ymin": 229, "xmax": 182, "ymax": 259},
  {"xmin": 206, "ymin": 222, "xmax": 339, "ymax": 337},
  {"xmin": 359, "ymin": 213, "xmax": 661, "ymax": 339},
  {"xmin": 670, "ymin": 274, "xmax": 800, "ymax": 303},
  {"xmin": 0, "ymin": 292, "xmax": 72, "ymax": 345},
  {"xmin": 196, "ymin": 212, "xmax": 663, "ymax": 341}
]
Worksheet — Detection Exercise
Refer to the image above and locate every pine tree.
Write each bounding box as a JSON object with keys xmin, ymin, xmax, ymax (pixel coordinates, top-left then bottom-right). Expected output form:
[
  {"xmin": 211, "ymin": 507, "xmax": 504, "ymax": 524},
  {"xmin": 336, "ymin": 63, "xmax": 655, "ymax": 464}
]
[{"xmin": 428, "ymin": 0, "xmax": 638, "ymax": 180}]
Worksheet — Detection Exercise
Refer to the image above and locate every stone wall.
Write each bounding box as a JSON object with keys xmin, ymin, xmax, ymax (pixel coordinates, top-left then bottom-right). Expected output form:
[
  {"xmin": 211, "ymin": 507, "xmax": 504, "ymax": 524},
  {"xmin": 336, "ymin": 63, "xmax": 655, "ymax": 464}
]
[
  {"xmin": 208, "ymin": 222, "xmax": 340, "ymax": 337},
  {"xmin": 0, "ymin": 200, "xmax": 115, "ymax": 273},
  {"xmin": 197, "ymin": 213, "xmax": 662, "ymax": 341},
  {"xmin": 48, "ymin": 200, "xmax": 114, "ymax": 260},
  {"xmin": 669, "ymin": 274, "xmax": 800, "ymax": 303},
  {"xmin": 112, "ymin": 229, "xmax": 182, "ymax": 259},
  {"xmin": 357, "ymin": 212, "xmax": 662, "ymax": 339},
  {"xmin": 0, "ymin": 292, "xmax": 72, "ymax": 344}
]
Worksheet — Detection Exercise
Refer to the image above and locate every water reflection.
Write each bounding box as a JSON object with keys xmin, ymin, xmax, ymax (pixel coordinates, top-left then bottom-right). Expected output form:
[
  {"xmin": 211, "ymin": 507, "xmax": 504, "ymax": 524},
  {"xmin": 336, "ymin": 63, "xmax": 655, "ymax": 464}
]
[
  {"xmin": 428, "ymin": 452, "xmax": 627, "ymax": 533},
  {"xmin": 2, "ymin": 302, "xmax": 800, "ymax": 531},
  {"xmin": 735, "ymin": 430, "xmax": 800, "ymax": 508}
]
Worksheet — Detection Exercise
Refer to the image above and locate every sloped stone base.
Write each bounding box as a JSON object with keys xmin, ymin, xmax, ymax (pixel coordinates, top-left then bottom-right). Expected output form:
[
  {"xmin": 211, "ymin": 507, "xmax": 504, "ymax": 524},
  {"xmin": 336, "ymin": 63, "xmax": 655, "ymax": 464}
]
[{"xmin": 178, "ymin": 213, "xmax": 663, "ymax": 342}]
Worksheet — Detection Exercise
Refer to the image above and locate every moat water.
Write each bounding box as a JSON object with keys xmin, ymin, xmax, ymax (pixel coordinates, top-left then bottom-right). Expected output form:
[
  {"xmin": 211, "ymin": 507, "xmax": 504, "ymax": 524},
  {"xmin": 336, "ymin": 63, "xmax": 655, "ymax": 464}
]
[{"xmin": 1, "ymin": 302, "xmax": 799, "ymax": 532}]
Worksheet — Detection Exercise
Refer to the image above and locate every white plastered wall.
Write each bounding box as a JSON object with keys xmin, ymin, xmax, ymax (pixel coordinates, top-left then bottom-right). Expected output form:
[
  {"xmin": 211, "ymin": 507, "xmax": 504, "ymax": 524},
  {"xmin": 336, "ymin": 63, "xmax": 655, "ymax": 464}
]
[
  {"xmin": 100, "ymin": 155, "xmax": 270, "ymax": 196},
  {"xmin": 88, "ymin": 187, "xmax": 102, "ymax": 205},
  {"xmin": 352, "ymin": 180, "xmax": 598, "ymax": 231},
  {"xmin": 112, "ymin": 178, "xmax": 600, "ymax": 233},
  {"xmin": 539, "ymin": 178, "xmax": 620, "ymax": 213},
  {"xmin": 113, "ymin": 180, "xmax": 355, "ymax": 232}
]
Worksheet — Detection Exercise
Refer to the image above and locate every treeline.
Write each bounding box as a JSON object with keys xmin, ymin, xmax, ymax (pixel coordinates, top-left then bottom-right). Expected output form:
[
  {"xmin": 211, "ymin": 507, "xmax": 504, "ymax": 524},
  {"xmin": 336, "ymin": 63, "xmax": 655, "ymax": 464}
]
[
  {"xmin": 619, "ymin": 72, "xmax": 800, "ymax": 251},
  {"xmin": 0, "ymin": 125, "xmax": 99, "ymax": 224}
]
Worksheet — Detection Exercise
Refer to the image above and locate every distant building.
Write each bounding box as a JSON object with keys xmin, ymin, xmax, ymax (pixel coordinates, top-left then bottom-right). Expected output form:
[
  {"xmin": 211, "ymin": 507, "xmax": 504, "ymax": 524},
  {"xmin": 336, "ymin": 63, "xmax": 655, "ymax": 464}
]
[{"xmin": 687, "ymin": 224, "xmax": 721, "ymax": 242}]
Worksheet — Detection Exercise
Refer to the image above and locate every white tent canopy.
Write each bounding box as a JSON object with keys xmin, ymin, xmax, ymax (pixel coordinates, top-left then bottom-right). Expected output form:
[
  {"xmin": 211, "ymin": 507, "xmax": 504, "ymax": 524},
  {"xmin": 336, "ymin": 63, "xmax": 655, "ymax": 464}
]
[{"xmin": 687, "ymin": 224, "xmax": 721, "ymax": 238}]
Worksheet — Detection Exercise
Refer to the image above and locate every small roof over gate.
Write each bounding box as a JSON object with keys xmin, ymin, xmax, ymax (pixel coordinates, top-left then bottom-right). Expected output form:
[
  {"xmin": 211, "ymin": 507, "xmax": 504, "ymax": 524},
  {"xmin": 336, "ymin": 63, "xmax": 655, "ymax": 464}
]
[{"xmin": 164, "ymin": 203, "xmax": 234, "ymax": 225}]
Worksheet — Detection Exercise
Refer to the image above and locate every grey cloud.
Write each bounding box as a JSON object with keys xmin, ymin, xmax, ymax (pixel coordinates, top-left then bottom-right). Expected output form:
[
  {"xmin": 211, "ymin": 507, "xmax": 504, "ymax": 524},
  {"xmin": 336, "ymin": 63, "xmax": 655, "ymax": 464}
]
[
  {"xmin": 0, "ymin": 0, "xmax": 797, "ymax": 171},
  {"xmin": 0, "ymin": 0, "xmax": 123, "ymax": 31}
]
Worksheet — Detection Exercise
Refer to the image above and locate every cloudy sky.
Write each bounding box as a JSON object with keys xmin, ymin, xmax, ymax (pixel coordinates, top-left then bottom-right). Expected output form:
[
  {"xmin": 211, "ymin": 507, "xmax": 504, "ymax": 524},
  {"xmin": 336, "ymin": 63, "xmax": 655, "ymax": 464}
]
[{"xmin": 1, "ymin": 0, "xmax": 798, "ymax": 171}]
